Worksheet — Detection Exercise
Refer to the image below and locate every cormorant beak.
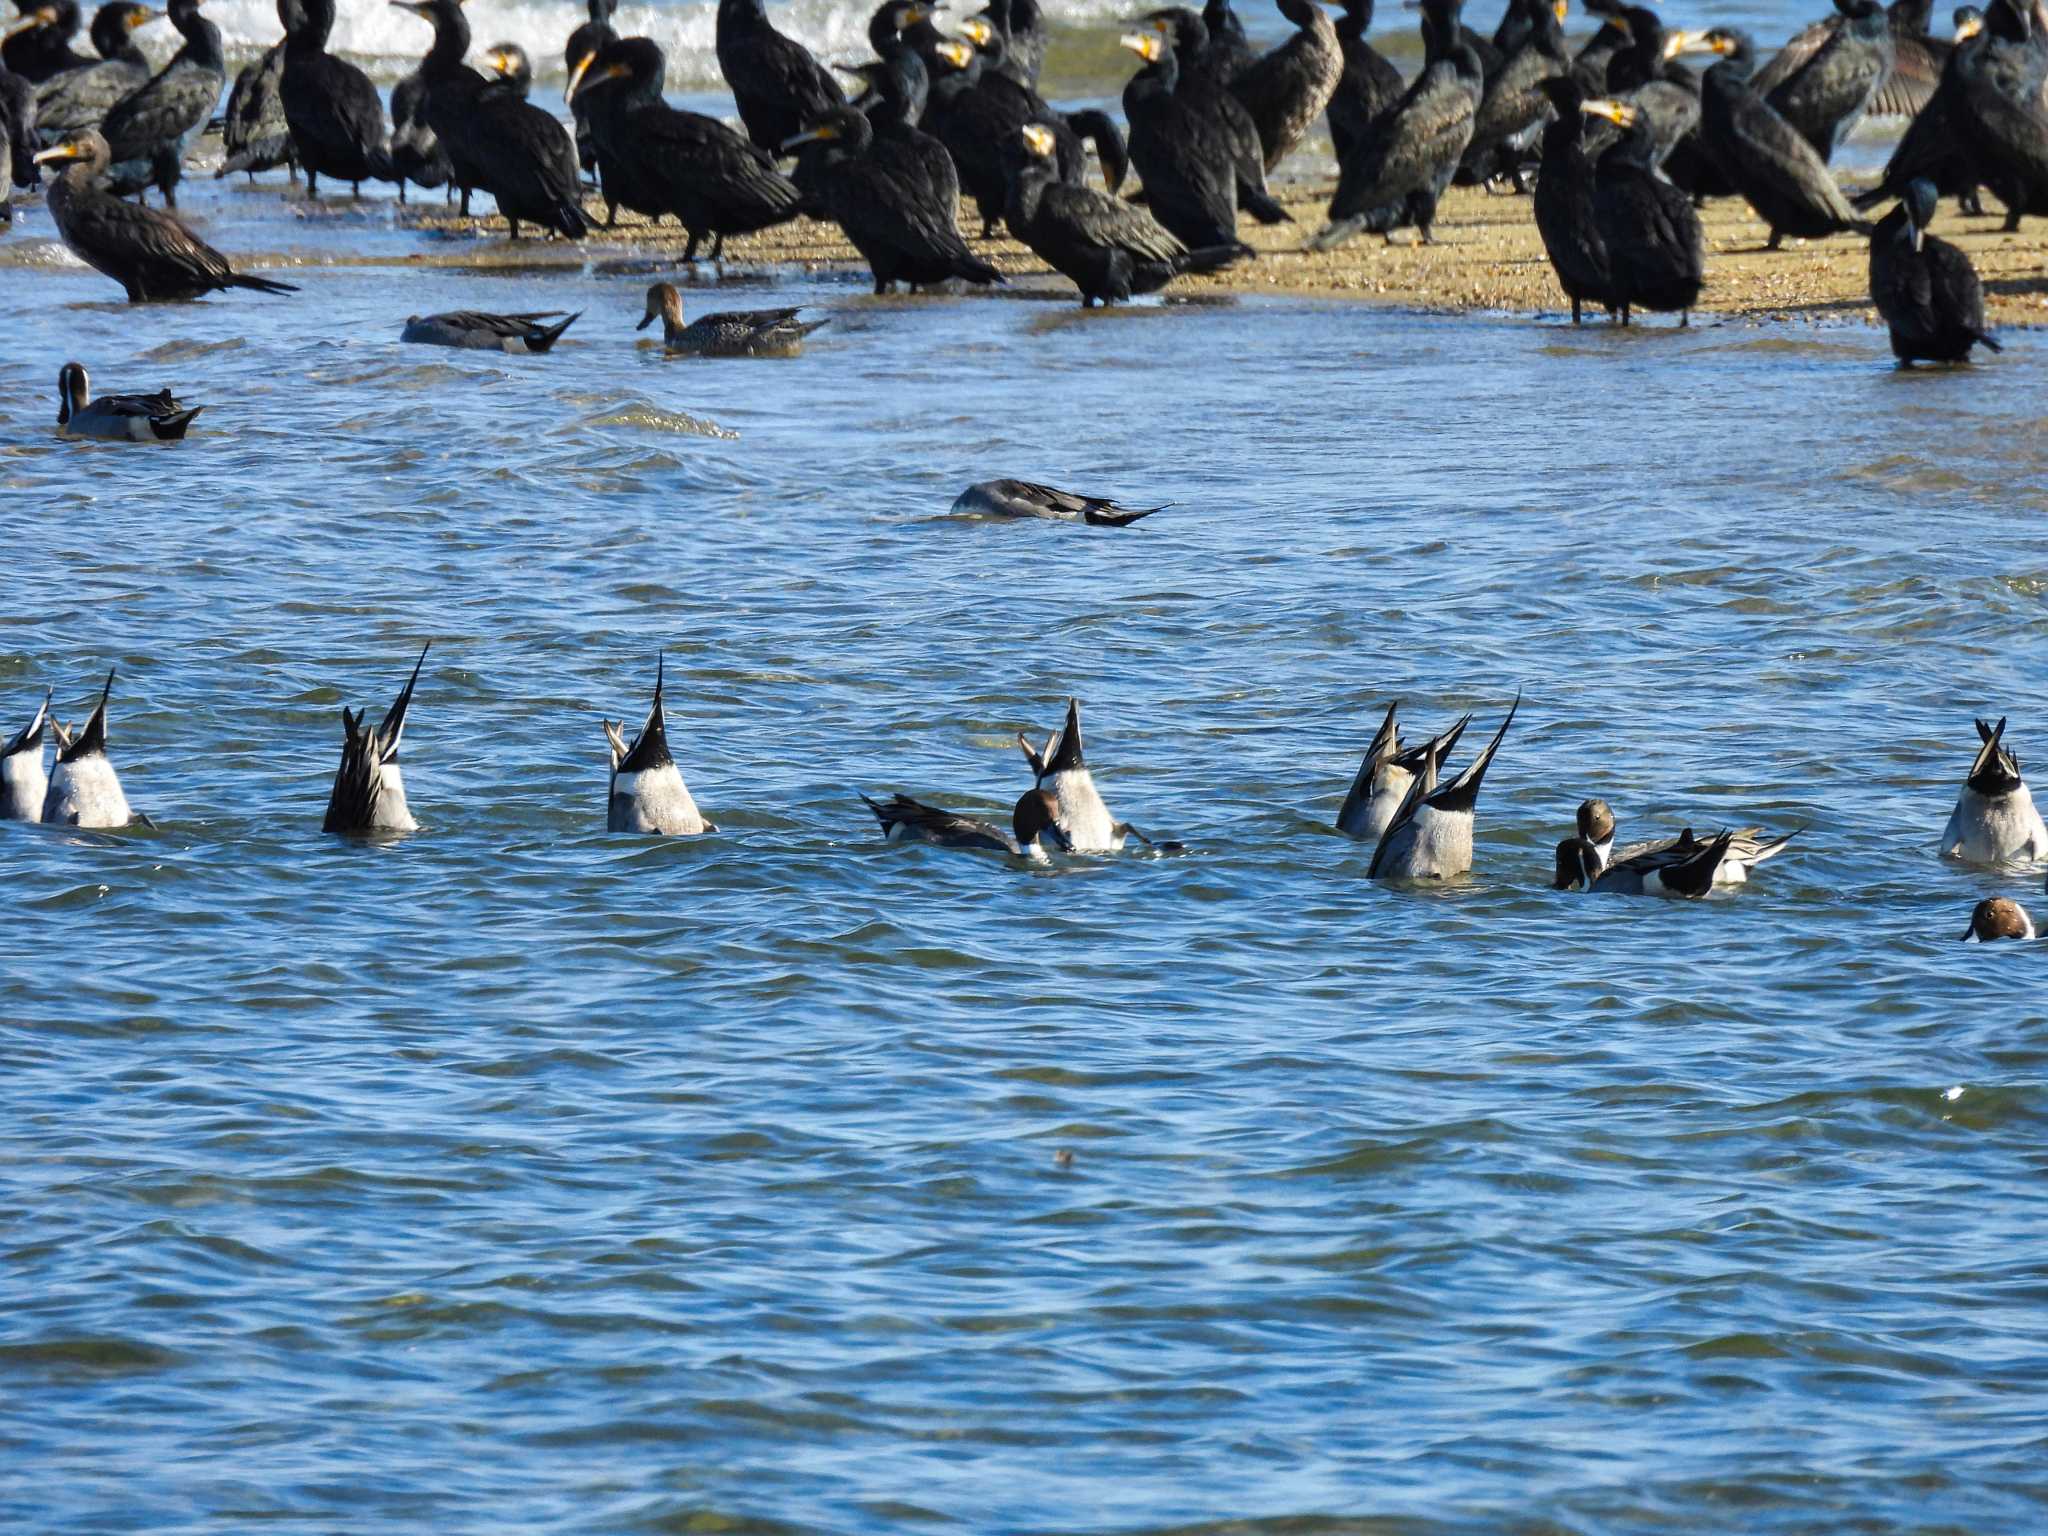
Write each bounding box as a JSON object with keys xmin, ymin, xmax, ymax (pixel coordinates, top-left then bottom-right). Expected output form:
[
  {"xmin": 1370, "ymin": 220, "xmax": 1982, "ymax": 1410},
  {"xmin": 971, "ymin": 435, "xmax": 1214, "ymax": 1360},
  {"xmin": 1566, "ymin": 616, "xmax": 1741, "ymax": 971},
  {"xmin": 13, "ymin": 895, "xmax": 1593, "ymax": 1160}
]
[
  {"xmin": 1553, "ymin": 0, "xmax": 1567, "ymax": 21},
  {"xmin": 1118, "ymin": 30, "xmax": 1162, "ymax": 59},
  {"xmin": 3, "ymin": 9, "xmax": 54, "ymax": 37},
  {"xmin": 934, "ymin": 38, "xmax": 972, "ymax": 66},
  {"xmin": 957, "ymin": 15, "xmax": 992, "ymax": 43},
  {"xmin": 566, "ymin": 50, "xmax": 596, "ymax": 96},
  {"xmin": 129, "ymin": 8, "xmax": 164, "ymax": 29},
  {"xmin": 1020, "ymin": 122, "xmax": 1056, "ymax": 157},
  {"xmin": 1579, "ymin": 98, "xmax": 1633, "ymax": 126},
  {"xmin": 31, "ymin": 140, "xmax": 82, "ymax": 165},
  {"xmin": 1661, "ymin": 27, "xmax": 1717, "ymax": 58},
  {"xmin": 780, "ymin": 124, "xmax": 835, "ymax": 151},
  {"xmin": 905, "ymin": 2, "xmax": 938, "ymax": 21},
  {"xmin": 483, "ymin": 48, "xmax": 510, "ymax": 75},
  {"xmin": 1955, "ymin": 14, "xmax": 1982, "ymax": 39}
]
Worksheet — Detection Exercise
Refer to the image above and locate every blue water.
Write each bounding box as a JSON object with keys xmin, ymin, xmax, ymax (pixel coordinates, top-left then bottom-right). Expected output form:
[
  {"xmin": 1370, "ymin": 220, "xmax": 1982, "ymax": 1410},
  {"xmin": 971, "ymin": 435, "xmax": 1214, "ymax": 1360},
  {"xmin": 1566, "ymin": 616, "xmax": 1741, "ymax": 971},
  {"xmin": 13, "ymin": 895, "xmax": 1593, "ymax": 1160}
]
[{"xmin": 6, "ymin": 3, "xmax": 2048, "ymax": 1532}]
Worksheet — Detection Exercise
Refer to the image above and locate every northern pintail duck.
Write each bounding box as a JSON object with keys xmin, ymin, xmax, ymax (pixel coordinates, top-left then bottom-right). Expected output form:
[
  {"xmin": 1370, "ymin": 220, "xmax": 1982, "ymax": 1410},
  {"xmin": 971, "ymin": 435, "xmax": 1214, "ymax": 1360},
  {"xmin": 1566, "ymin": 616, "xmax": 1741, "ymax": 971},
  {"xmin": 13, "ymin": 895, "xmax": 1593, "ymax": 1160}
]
[
  {"xmin": 1962, "ymin": 896, "xmax": 2035, "ymax": 942},
  {"xmin": 56, "ymin": 361, "xmax": 202, "ymax": 440},
  {"xmin": 323, "ymin": 643, "xmax": 427, "ymax": 834},
  {"xmin": 604, "ymin": 654, "xmax": 712, "ymax": 835},
  {"xmin": 42, "ymin": 669, "xmax": 138, "ymax": 827},
  {"xmin": 860, "ymin": 787, "xmax": 1069, "ymax": 860},
  {"xmin": 1552, "ymin": 797, "xmax": 1797, "ymax": 889},
  {"xmin": 1940, "ymin": 717, "xmax": 2048, "ymax": 864},
  {"xmin": 1, "ymin": 688, "xmax": 51, "ymax": 821},
  {"xmin": 1337, "ymin": 701, "xmax": 1470, "ymax": 841},
  {"xmin": 1555, "ymin": 825, "xmax": 1738, "ymax": 898},
  {"xmin": 950, "ymin": 479, "xmax": 1165, "ymax": 526},
  {"xmin": 401, "ymin": 309, "xmax": 581, "ymax": 352},
  {"xmin": 1018, "ymin": 696, "xmax": 1172, "ymax": 853},
  {"xmin": 636, "ymin": 281, "xmax": 827, "ymax": 357},
  {"xmin": 1368, "ymin": 691, "xmax": 1520, "ymax": 880}
]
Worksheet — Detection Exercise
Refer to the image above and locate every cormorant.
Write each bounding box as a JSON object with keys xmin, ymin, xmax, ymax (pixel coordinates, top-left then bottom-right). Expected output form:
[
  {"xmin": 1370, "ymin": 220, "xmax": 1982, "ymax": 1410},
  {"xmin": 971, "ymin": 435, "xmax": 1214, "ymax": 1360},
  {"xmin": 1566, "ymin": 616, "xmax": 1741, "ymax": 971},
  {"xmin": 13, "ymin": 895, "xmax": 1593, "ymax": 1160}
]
[
  {"xmin": 564, "ymin": 0, "xmax": 615, "ymax": 175},
  {"xmin": 784, "ymin": 105, "xmax": 1004, "ymax": 292},
  {"xmin": 0, "ymin": 49, "xmax": 35, "ymax": 205},
  {"xmin": 1751, "ymin": 0, "xmax": 1895, "ymax": 161},
  {"xmin": 971, "ymin": 0, "xmax": 1043, "ymax": 86},
  {"xmin": 1121, "ymin": 27, "xmax": 1249, "ymax": 249},
  {"xmin": 1460, "ymin": 0, "xmax": 1569, "ymax": 187},
  {"xmin": 637, "ymin": 281, "xmax": 829, "ymax": 356},
  {"xmin": 1869, "ymin": 177, "xmax": 2001, "ymax": 362},
  {"xmin": 1951, "ymin": 0, "xmax": 2048, "ymax": 231},
  {"xmin": 34, "ymin": 129, "xmax": 297, "ymax": 297},
  {"xmin": 1685, "ymin": 27, "xmax": 1873, "ymax": 247},
  {"xmin": 1202, "ymin": 0, "xmax": 1259, "ymax": 80},
  {"xmin": 99, "ymin": 0, "xmax": 221, "ymax": 204},
  {"xmin": 1229, "ymin": 0, "xmax": 1342, "ymax": 171},
  {"xmin": 324, "ymin": 645, "xmax": 427, "ymax": 836},
  {"xmin": 31, "ymin": 1, "xmax": 156, "ymax": 140},
  {"xmin": 1327, "ymin": 0, "xmax": 1405, "ymax": 165},
  {"xmin": 1134, "ymin": 8, "xmax": 1289, "ymax": 221},
  {"xmin": 570, "ymin": 35, "xmax": 799, "ymax": 257},
  {"xmin": 715, "ymin": 0, "xmax": 842, "ymax": 155},
  {"xmin": 1310, "ymin": 0, "xmax": 1482, "ymax": 248},
  {"xmin": 1581, "ymin": 96, "xmax": 1704, "ymax": 321},
  {"xmin": 387, "ymin": 56, "xmax": 446, "ymax": 200},
  {"xmin": 564, "ymin": 29, "xmax": 668, "ymax": 228},
  {"xmin": 54, "ymin": 359, "xmax": 201, "ymax": 438},
  {"xmin": 281, "ymin": 0, "xmax": 390, "ymax": 197},
  {"xmin": 217, "ymin": 36, "xmax": 295, "ymax": 182},
  {"xmin": 1570, "ymin": 0, "xmax": 1631, "ymax": 94},
  {"xmin": 1853, "ymin": 7, "xmax": 1987, "ymax": 218},
  {"xmin": 401, "ymin": 309, "xmax": 581, "ymax": 351},
  {"xmin": 842, "ymin": 1, "xmax": 954, "ymax": 213},
  {"xmin": 1531, "ymin": 74, "xmax": 1615, "ymax": 321},
  {"xmin": 4, "ymin": 0, "xmax": 94, "ymax": 82},
  {"xmin": 399, "ymin": 0, "xmax": 586, "ymax": 239},
  {"xmin": 1001, "ymin": 120, "xmax": 1246, "ymax": 306},
  {"xmin": 1590, "ymin": 5, "xmax": 1701, "ymax": 171}
]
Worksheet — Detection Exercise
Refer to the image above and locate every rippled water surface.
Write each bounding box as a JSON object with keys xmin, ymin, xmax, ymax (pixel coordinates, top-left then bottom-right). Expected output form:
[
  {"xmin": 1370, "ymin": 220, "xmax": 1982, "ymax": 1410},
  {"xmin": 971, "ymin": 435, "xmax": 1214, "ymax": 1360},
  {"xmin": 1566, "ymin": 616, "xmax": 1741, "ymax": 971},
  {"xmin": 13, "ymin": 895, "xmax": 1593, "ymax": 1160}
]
[{"xmin": 7, "ymin": 9, "xmax": 2048, "ymax": 1528}]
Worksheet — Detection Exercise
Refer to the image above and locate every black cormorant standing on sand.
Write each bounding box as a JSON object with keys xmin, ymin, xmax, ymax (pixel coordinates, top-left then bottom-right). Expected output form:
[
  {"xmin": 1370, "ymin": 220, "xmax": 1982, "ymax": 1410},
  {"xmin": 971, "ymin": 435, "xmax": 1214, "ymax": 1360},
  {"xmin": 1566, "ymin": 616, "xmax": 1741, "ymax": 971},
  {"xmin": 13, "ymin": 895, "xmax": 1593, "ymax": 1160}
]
[
  {"xmin": 1201, "ymin": 0, "xmax": 1258, "ymax": 79},
  {"xmin": 1854, "ymin": 8, "xmax": 1987, "ymax": 219},
  {"xmin": 571, "ymin": 36, "xmax": 798, "ymax": 258},
  {"xmin": 716, "ymin": 0, "xmax": 842, "ymax": 155},
  {"xmin": 99, "ymin": 0, "xmax": 221, "ymax": 204},
  {"xmin": 34, "ymin": 128, "xmax": 297, "ymax": 297},
  {"xmin": 1230, "ymin": 0, "xmax": 1342, "ymax": 172},
  {"xmin": 280, "ymin": 0, "xmax": 391, "ymax": 198},
  {"xmin": 1310, "ymin": 0, "xmax": 1482, "ymax": 248},
  {"xmin": 1134, "ymin": 7, "xmax": 1289, "ymax": 222},
  {"xmin": 387, "ymin": 57, "xmax": 447, "ymax": 200},
  {"xmin": 1952, "ymin": 0, "xmax": 2048, "ymax": 230},
  {"xmin": 217, "ymin": 35, "xmax": 296, "ymax": 182},
  {"xmin": 32, "ymin": 1, "xmax": 155, "ymax": 140},
  {"xmin": 1581, "ymin": 95, "xmax": 1704, "ymax": 322},
  {"xmin": 1685, "ymin": 27, "xmax": 1872, "ymax": 247},
  {"xmin": 564, "ymin": 0, "xmax": 615, "ymax": 175},
  {"xmin": 1460, "ymin": 0, "xmax": 1569, "ymax": 187},
  {"xmin": 1869, "ymin": 177, "xmax": 2001, "ymax": 362},
  {"xmin": 1327, "ymin": 0, "xmax": 1405, "ymax": 164},
  {"xmin": 1531, "ymin": 74, "xmax": 1615, "ymax": 321},
  {"xmin": 1, "ymin": 49, "xmax": 36, "ymax": 200},
  {"xmin": 1001, "ymin": 121, "xmax": 1247, "ymax": 306},
  {"xmin": 1751, "ymin": 0, "xmax": 1895, "ymax": 161},
  {"xmin": 785, "ymin": 105, "xmax": 1004, "ymax": 292},
  {"xmin": 841, "ymin": 6, "xmax": 957, "ymax": 216},
  {"xmin": 1121, "ymin": 27, "xmax": 1248, "ymax": 250}
]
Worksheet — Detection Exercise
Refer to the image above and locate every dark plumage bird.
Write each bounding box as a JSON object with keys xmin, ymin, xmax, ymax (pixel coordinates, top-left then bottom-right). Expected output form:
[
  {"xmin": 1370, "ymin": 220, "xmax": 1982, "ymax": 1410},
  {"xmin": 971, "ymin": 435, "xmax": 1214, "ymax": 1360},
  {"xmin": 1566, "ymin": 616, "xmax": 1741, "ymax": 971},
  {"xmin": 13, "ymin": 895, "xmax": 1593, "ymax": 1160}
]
[
  {"xmin": 1327, "ymin": 0, "xmax": 1406, "ymax": 165},
  {"xmin": 386, "ymin": 58, "xmax": 446, "ymax": 200},
  {"xmin": 1002, "ymin": 120, "xmax": 1246, "ymax": 305},
  {"xmin": 1951, "ymin": 0, "xmax": 2048, "ymax": 231},
  {"xmin": 1460, "ymin": 0, "xmax": 1569, "ymax": 187},
  {"xmin": 972, "ymin": 0, "xmax": 1045, "ymax": 87},
  {"xmin": 1752, "ymin": 0, "xmax": 1896, "ymax": 161},
  {"xmin": 715, "ymin": 0, "xmax": 842, "ymax": 156},
  {"xmin": 860, "ymin": 788, "xmax": 1069, "ymax": 859},
  {"xmin": 0, "ymin": 49, "xmax": 36, "ymax": 205},
  {"xmin": 401, "ymin": 309, "xmax": 580, "ymax": 351},
  {"xmin": 840, "ymin": 4, "xmax": 956, "ymax": 217},
  {"xmin": 1570, "ymin": 0, "xmax": 1632, "ymax": 94},
  {"xmin": 1121, "ymin": 27, "xmax": 1250, "ymax": 250},
  {"xmin": 33, "ymin": 129, "xmax": 297, "ymax": 298},
  {"xmin": 571, "ymin": 35, "xmax": 799, "ymax": 258},
  {"xmin": 280, "ymin": 0, "xmax": 391, "ymax": 197},
  {"xmin": 1854, "ymin": 8, "xmax": 1987, "ymax": 219},
  {"xmin": 54, "ymin": 359, "xmax": 201, "ymax": 439},
  {"xmin": 324, "ymin": 645, "xmax": 427, "ymax": 836},
  {"xmin": 1869, "ymin": 177, "xmax": 2002, "ymax": 362},
  {"xmin": 637, "ymin": 281, "xmax": 828, "ymax": 356},
  {"xmin": 1581, "ymin": 95, "xmax": 1704, "ymax": 321},
  {"xmin": 5, "ymin": 0, "xmax": 94, "ymax": 82},
  {"xmin": 1531, "ymin": 74, "xmax": 1615, "ymax": 321},
  {"xmin": 216, "ymin": 37, "xmax": 296, "ymax": 182},
  {"xmin": 786, "ymin": 104, "xmax": 1004, "ymax": 292},
  {"xmin": 32, "ymin": 1, "xmax": 156, "ymax": 140},
  {"xmin": 564, "ymin": 0, "xmax": 615, "ymax": 176},
  {"xmin": 950, "ymin": 480, "xmax": 1167, "ymax": 525},
  {"xmin": 1310, "ymin": 0, "xmax": 1482, "ymax": 248},
  {"xmin": 1686, "ymin": 26, "xmax": 1873, "ymax": 247},
  {"xmin": 1134, "ymin": 8, "xmax": 1289, "ymax": 222},
  {"xmin": 1596, "ymin": 3, "xmax": 1704, "ymax": 170},
  {"xmin": 399, "ymin": 0, "xmax": 586, "ymax": 239},
  {"xmin": 1202, "ymin": 0, "xmax": 1260, "ymax": 80},
  {"xmin": 1230, "ymin": 0, "xmax": 1343, "ymax": 172},
  {"xmin": 99, "ymin": 0, "xmax": 221, "ymax": 204}
]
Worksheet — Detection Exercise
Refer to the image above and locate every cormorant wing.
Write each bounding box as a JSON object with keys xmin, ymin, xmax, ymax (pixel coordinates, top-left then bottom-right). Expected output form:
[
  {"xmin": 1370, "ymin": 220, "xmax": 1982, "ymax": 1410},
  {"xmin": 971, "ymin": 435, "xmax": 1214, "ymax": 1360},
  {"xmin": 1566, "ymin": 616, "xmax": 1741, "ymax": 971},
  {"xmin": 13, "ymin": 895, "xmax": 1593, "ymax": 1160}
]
[
  {"xmin": 1752, "ymin": 17, "xmax": 1839, "ymax": 97},
  {"xmin": 1039, "ymin": 180, "xmax": 1189, "ymax": 263},
  {"xmin": 1872, "ymin": 33, "xmax": 1946, "ymax": 114}
]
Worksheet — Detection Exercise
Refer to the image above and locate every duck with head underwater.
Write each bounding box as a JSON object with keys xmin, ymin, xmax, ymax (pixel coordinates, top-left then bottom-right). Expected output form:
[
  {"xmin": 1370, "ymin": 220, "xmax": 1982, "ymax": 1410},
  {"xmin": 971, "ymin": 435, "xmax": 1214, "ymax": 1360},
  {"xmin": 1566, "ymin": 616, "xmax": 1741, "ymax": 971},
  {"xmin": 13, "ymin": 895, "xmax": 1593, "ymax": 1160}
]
[
  {"xmin": 1367, "ymin": 691, "xmax": 1519, "ymax": 880},
  {"xmin": 323, "ymin": 644, "xmax": 428, "ymax": 835},
  {"xmin": 42, "ymin": 669, "xmax": 142, "ymax": 828},
  {"xmin": 860, "ymin": 786, "xmax": 1071, "ymax": 861},
  {"xmin": 604, "ymin": 654, "xmax": 713, "ymax": 836},
  {"xmin": 1, "ymin": 688, "xmax": 51, "ymax": 821},
  {"xmin": 1940, "ymin": 716, "xmax": 2048, "ymax": 864},
  {"xmin": 1016, "ymin": 697, "xmax": 1177, "ymax": 853}
]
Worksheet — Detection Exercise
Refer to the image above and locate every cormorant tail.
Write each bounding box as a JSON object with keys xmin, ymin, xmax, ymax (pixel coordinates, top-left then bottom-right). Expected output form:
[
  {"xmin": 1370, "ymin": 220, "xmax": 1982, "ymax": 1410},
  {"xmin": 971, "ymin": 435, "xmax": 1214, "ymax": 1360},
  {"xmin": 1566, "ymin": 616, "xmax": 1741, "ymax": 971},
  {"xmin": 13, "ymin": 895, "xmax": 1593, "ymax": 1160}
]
[
  {"xmin": 1306, "ymin": 215, "xmax": 1365, "ymax": 251},
  {"xmin": 231, "ymin": 272, "xmax": 300, "ymax": 295},
  {"xmin": 1241, "ymin": 182, "xmax": 1292, "ymax": 224},
  {"xmin": 1974, "ymin": 330, "xmax": 2004, "ymax": 352},
  {"xmin": 953, "ymin": 253, "xmax": 1007, "ymax": 286},
  {"xmin": 1184, "ymin": 243, "xmax": 1253, "ymax": 273}
]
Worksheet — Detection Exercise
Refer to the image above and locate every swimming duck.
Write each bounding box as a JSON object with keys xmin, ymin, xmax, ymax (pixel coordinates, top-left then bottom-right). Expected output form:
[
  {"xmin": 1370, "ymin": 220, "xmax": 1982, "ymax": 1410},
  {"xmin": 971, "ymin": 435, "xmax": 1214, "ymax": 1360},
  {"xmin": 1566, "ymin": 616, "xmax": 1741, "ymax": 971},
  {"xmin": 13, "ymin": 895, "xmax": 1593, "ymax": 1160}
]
[
  {"xmin": 323, "ymin": 643, "xmax": 427, "ymax": 835},
  {"xmin": 604, "ymin": 654, "xmax": 712, "ymax": 835},
  {"xmin": 1962, "ymin": 896, "xmax": 2035, "ymax": 941},
  {"xmin": 636, "ymin": 281, "xmax": 826, "ymax": 356},
  {"xmin": 41, "ymin": 669, "xmax": 136, "ymax": 827},
  {"xmin": 1554, "ymin": 825, "xmax": 1738, "ymax": 897},
  {"xmin": 400, "ymin": 310, "xmax": 581, "ymax": 353},
  {"xmin": 1, "ymin": 688, "xmax": 51, "ymax": 820},
  {"xmin": 949, "ymin": 480, "xmax": 1165, "ymax": 526},
  {"xmin": 1367, "ymin": 691, "xmax": 1519, "ymax": 880},
  {"xmin": 1336, "ymin": 701, "xmax": 1471, "ymax": 841},
  {"xmin": 1017, "ymin": 697, "xmax": 1171, "ymax": 853},
  {"xmin": 860, "ymin": 787, "xmax": 1069, "ymax": 860},
  {"xmin": 55, "ymin": 360, "xmax": 202, "ymax": 439},
  {"xmin": 1940, "ymin": 716, "xmax": 2048, "ymax": 864},
  {"xmin": 1552, "ymin": 797, "xmax": 1798, "ymax": 888}
]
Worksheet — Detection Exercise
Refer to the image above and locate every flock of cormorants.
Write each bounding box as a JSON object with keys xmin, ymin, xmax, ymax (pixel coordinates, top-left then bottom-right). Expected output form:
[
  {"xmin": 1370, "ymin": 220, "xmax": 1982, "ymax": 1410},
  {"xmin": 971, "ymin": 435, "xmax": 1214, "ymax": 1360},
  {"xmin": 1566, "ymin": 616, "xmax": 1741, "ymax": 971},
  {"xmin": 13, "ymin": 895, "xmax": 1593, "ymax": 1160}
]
[{"xmin": 0, "ymin": 0, "xmax": 2033, "ymax": 343}]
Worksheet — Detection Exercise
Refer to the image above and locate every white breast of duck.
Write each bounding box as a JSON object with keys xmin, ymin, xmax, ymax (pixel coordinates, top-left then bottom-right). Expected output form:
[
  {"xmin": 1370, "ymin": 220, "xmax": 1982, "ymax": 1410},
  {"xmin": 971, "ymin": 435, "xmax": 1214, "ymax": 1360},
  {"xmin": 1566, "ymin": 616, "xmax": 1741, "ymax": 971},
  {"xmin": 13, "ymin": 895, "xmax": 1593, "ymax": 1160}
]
[
  {"xmin": 1338, "ymin": 760, "xmax": 1412, "ymax": 841},
  {"xmin": 367, "ymin": 762, "xmax": 418, "ymax": 832},
  {"xmin": 1943, "ymin": 782, "xmax": 2048, "ymax": 864},
  {"xmin": 42, "ymin": 746, "xmax": 131, "ymax": 828},
  {"xmin": 1377, "ymin": 803, "xmax": 1472, "ymax": 879},
  {"xmin": 608, "ymin": 764, "xmax": 708, "ymax": 836},
  {"xmin": 1043, "ymin": 763, "xmax": 1122, "ymax": 852}
]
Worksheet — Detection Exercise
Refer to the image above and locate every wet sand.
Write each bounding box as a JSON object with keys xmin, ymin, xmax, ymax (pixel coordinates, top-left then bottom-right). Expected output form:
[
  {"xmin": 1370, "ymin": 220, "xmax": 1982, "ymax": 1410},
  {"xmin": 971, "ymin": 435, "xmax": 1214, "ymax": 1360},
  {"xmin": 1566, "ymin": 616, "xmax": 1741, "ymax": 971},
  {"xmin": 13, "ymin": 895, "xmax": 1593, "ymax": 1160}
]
[{"xmin": 399, "ymin": 179, "xmax": 2048, "ymax": 330}]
